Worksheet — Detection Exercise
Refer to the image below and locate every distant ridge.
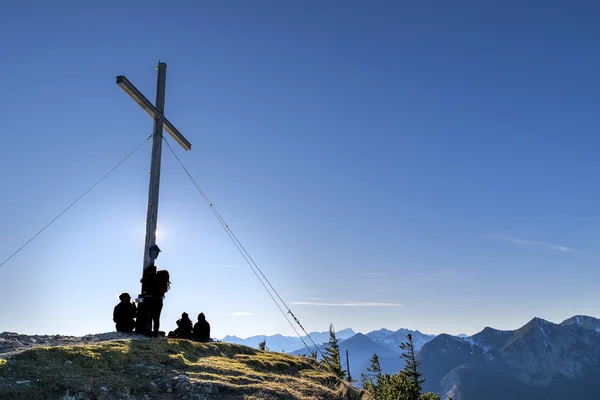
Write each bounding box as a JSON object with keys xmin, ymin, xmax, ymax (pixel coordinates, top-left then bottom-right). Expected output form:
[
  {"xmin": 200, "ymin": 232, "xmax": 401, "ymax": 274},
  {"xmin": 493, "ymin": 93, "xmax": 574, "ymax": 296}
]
[{"xmin": 418, "ymin": 315, "xmax": 600, "ymax": 400}]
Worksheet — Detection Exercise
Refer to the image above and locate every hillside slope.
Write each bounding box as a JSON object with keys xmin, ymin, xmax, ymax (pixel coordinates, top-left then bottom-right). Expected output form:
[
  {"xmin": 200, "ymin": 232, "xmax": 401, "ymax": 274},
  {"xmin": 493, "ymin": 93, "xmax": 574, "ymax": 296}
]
[
  {"xmin": 418, "ymin": 316, "xmax": 600, "ymax": 400},
  {"xmin": 0, "ymin": 338, "xmax": 365, "ymax": 400}
]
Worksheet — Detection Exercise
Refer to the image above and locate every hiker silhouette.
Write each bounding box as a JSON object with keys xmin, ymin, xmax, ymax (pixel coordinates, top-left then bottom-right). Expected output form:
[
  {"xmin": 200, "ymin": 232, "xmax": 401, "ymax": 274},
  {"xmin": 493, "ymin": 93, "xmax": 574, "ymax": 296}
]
[
  {"xmin": 168, "ymin": 312, "xmax": 193, "ymax": 338},
  {"xmin": 193, "ymin": 312, "xmax": 211, "ymax": 342},
  {"xmin": 113, "ymin": 292, "xmax": 136, "ymax": 333},
  {"xmin": 139, "ymin": 265, "xmax": 165, "ymax": 337}
]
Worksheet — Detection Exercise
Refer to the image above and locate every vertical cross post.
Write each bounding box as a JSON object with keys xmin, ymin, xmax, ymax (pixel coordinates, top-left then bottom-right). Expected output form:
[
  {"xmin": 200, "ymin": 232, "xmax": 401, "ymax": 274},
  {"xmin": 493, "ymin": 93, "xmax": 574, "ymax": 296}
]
[
  {"xmin": 142, "ymin": 62, "xmax": 167, "ymax": 273},
  {"xmin": 116, "ymin": 62, "xmax": 192, "ymax": 280}
]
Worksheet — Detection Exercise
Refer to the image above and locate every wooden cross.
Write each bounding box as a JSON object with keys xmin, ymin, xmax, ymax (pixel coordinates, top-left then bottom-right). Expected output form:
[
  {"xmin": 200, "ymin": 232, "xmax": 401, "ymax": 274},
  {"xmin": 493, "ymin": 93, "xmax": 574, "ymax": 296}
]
[{"xmin": 116, "ymin": 62, "xmax": 192, "ymax": 275}]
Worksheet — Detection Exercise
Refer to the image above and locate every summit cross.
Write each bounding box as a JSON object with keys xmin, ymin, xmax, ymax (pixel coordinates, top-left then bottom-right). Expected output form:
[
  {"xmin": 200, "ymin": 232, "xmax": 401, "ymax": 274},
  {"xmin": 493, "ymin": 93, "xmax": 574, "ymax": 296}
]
[{"xmin": 116, "ymin": 62, "xmax": 192, "ymax": 275}]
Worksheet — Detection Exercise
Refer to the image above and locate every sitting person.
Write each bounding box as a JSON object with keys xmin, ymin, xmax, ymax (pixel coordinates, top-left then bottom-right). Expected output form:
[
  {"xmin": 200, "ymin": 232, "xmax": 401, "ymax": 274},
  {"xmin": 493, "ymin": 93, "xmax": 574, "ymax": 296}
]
[
  {"xmin": 168, "ymin": 312, "xmax": 193, "ymax": 338},
  {"xmin": 193, "ymin": 312, "xmax": 211, "ymax": 342},
  {"xmin": 113, "ymin": 292, "xmax": 137, "ymax": 333}
]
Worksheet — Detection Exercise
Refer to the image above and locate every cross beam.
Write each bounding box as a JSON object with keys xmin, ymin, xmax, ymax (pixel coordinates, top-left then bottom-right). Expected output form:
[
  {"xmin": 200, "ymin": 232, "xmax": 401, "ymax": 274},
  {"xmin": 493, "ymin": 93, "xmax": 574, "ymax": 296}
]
[
  {"xmin": 116, "ymin": 75, "xmax": 191, "ymax": 150},
  {"xmin": 116, "ymin": 62, "xmax": 192, "ymax": 275}
]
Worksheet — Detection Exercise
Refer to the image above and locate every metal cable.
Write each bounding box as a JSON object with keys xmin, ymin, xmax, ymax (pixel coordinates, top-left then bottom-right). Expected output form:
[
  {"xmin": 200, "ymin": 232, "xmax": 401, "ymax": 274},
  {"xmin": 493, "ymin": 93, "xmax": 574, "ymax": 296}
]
[
  {"xmin": 0, "ymin": 135, "xmax": 152, "ymax": 269},
  {"xmin": 162, "ymin": 137, "xmax": 333, "ymax": 357}
]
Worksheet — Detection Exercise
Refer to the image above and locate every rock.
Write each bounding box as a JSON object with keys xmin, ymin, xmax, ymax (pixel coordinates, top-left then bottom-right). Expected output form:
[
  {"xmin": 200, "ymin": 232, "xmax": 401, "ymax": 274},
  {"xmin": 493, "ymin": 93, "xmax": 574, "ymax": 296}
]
[
  {"xmin": 177, "ymin": 374, "xmax": 190, "ymax": 382},
  {"xmin": 99, "ymin": 386, "xmax": 109, "ymax": 392},
  {"xmin": 75, "ymin": 391, "xmax": 91, "ymax": 400},
  {"xmin": 201, "ymin": 382, "xmax": 213, "ymax": 394},
  {"xmin": 60, "ymin": 390, "xmax": 77, "ymax": 400},
  {"xmin": 64, "ymin": 360, "xmax": 73, "ymax": 365},
  {"xmin": 175, "ymin": 381, "xmax": 192, "ymax": 393},
  {"xmin": 15, "ymin": 380, "xmax": 30, "ymax": 385}
]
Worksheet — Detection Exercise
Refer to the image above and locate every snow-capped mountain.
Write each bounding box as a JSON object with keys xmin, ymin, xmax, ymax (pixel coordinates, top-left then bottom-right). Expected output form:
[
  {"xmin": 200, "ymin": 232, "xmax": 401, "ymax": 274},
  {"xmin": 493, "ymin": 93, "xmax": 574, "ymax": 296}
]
[
  {"xmin": 221, "ymin": 328, "xmax": 356, "ymax": 353},
  {"xmin": 366, "ymin": 328, "xmax": 436, "ymax": 354},
  {"xmin": 560, "ymin": 315, "xmax": 600, "ymax": 332},
  {"xmin": 222, "ymin": 327, "xmax": 434, "ymax": 355},
  {"xmin": 418, "ymin": 315, "xmax": 600, "ymax": 400}
]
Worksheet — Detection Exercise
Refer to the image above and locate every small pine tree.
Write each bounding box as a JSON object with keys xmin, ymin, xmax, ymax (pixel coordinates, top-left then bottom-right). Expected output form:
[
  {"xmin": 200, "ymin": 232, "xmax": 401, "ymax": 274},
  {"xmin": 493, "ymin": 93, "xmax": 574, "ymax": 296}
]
[
  {"xmin": 361, "ymin": 345, "xmax": 441, "ymax": 400},
  {"xmin": 258, "ymin": 339, "xmax": 267, "ymax": 351},
  {"xmin": 361, "ymin": 352, "xmax": 382, "ymax": 392},
  {"xmin": 399, "ymin": 333, "xmax": 425, "ymax": 399},
  {"xmin": 367, "ymin": 353, "xmax": 382, "ymax": 378},
  {"xmin": 377, "ymin": 373, "xmax": 415, "ymax": 399},
  {"xmin": 322, "ymin": 323, "xmax": 345, "ymax": 379}
]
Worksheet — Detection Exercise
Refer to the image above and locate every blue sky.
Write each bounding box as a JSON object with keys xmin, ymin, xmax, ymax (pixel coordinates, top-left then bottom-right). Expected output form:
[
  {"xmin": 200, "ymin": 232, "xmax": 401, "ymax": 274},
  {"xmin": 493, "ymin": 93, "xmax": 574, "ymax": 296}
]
[{"xmin": 1, "ymin": 0, "xmax": 600, "ymax": 339}]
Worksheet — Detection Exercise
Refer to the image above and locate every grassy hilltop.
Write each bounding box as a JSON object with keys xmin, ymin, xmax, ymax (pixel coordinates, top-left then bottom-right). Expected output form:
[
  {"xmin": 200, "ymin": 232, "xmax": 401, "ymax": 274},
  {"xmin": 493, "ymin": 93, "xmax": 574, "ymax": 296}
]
[{"xmin": 0, "ymin": 339, "xmax": 365, "ymax": 400}]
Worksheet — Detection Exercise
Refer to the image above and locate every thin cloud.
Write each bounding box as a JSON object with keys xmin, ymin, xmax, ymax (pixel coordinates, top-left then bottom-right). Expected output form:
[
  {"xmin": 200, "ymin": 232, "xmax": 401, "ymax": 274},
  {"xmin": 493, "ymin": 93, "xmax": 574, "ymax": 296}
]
[
  {"xmin": 487, "ymin": 235, "xmax": 576, "ymax": 252},
  {"xmin": 291, "ymin": 301, "xmax": 401, "ymax": 307},
  {"xmin": 364, "ymin": 272, "xmax": 387, "ymax": 277},
  {"xmin": 228, "ymin": 312, "xmax": 252, "ymax": 316},
  {"xmin": 458, "ymin": 256, "xmax": 488, "ymax": 261}
]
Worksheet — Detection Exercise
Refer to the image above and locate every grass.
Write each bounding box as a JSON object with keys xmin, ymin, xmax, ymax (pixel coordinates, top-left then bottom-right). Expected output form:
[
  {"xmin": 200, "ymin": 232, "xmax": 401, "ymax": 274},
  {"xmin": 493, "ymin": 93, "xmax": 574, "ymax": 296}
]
[
  {"xmin": 0, "ymin": 359, "xmax": 7, "ymax": 377},
  {"xmin": 0, "ymin": 339, "xmax": 363, "ymax": 400}
]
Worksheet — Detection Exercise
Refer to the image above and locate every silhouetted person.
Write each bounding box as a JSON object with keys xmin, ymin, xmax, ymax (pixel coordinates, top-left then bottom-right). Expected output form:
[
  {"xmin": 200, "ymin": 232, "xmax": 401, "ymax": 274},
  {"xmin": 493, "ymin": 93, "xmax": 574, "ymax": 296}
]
[
  {"xmin": 168, "ymin": 312, "xmax": 193, "ymax": 338},
  {"xmin": 113, "ymin": 292, "xmax": 136, "ymax": 333},
  {"xmin": 140, "ymin": 265, "xmax": 163, "ymax": 337},
  {"xmin": 193, "ymin": 312, "xmax": 211, "ymax": 342}
]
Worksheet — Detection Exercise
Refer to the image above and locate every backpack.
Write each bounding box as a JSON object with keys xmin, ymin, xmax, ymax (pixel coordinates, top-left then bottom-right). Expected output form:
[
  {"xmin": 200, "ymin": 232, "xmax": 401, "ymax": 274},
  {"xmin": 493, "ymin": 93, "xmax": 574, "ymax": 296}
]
[{"xmin": 156, "ymin": 270, "xmax": 171, "ymax": 296}]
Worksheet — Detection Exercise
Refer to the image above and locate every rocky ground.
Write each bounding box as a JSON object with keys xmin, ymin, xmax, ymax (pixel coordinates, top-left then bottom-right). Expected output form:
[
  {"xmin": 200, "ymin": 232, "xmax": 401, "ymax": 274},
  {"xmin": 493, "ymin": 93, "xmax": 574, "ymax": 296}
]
[{"xmin": 0, "ymin": 332, "xmax": 365, "ymax": 400}]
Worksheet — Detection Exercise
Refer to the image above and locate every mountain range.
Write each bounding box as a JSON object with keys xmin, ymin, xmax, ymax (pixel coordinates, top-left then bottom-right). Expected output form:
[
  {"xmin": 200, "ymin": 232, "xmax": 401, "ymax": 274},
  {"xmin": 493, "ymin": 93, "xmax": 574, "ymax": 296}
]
[
  {"xmin": 223, "ymin": 327, "xmax": 436, "ymax": 382},
  {"xmin": 289, "ymin": 330, "xmax": 436, "ymax": 383},
  {"xmin": 222, "ymin": 327, "xmax": 434, "ymax": 356},
  {"xmin": 224, "ymin": 315, "xmax": 600, "ymax": 399},
  {"xmin": 221, "ymin": 328, "xmax": 357, "ymax": 353},
  {"xmin": 418, "ymin": 315, "xmax": 600, "ymax": 399}
]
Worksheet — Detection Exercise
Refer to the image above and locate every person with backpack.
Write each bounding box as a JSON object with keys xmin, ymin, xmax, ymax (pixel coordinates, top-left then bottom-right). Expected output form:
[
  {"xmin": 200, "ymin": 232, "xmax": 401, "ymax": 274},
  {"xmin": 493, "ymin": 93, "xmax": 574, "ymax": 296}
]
[
  {"xmin": 140, "ymin": 264, "xmax": 170, "ymax": 337},
  {"xmin": 193, "ymin": 312, "xmax": 211, "ymax": 342},
  {"xmin": 113, "ymin": 292, "xmax": 137, "ymax": 333}
]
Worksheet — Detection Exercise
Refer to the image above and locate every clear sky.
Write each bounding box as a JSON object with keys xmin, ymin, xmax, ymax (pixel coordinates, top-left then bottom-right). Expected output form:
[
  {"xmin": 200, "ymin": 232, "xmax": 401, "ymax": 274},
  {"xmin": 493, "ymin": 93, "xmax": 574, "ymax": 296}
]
[{"xmin": 1, "ymin": 0, "xmax": 600, "ymax": 339}]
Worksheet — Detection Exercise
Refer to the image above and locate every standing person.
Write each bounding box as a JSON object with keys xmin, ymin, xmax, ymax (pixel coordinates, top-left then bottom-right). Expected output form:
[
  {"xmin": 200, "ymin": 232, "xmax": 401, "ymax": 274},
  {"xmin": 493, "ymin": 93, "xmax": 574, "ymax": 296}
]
[
  {"xmin": 113, "ymin": 292, "xmax": 137, "ymax": 333},
  {"xmin": 140, "ymin": 265, "xmax": 168, "ymax": 337},
  {"xmin": 193, "ymin": 312, "xmax": 211, "ymax": 342}
]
